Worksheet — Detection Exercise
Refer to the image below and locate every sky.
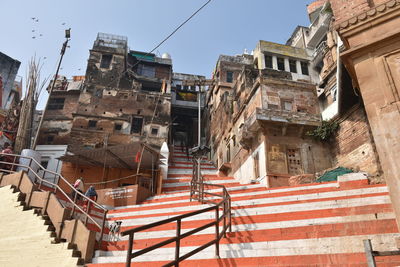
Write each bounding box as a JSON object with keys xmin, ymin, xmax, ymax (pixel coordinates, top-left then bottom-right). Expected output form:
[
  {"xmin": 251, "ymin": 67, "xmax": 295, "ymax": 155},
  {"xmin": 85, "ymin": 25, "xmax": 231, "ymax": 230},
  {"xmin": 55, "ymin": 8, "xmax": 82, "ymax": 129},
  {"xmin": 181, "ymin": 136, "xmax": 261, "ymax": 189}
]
[{"xmin": 0, "ymin": 0, "xmax": 313, "ymax": 108}]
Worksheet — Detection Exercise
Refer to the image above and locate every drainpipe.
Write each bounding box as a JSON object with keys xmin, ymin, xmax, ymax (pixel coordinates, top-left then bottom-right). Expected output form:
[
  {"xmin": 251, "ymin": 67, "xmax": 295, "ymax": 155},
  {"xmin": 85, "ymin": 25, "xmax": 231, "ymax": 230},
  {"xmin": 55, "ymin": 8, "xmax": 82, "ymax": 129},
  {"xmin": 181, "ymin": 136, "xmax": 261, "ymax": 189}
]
[{"xmin": 336, "ymin": 31, "xmax": 342, "ymax": 115}]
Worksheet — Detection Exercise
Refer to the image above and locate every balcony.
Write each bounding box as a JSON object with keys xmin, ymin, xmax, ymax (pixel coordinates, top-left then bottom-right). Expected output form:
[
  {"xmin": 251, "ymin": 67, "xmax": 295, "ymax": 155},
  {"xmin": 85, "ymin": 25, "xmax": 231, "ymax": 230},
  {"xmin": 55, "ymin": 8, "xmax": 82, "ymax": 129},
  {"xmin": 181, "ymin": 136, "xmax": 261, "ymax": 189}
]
[
  {"xmin": 305, "ymin": 12, "xmax": 332, "ymax": 49},
  {"xmin": 240, "ymin": 108, "xmax": 321, "ymax": 148}
]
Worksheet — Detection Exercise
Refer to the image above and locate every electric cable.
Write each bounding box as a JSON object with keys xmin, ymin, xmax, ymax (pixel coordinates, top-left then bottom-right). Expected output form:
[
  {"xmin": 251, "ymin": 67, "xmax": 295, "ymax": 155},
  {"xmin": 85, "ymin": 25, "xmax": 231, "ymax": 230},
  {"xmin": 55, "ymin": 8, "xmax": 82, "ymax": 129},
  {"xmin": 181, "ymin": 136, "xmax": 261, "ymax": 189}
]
[{"xmin": 104, "ymin": 0, "xmax": 212, "ymax": 88}]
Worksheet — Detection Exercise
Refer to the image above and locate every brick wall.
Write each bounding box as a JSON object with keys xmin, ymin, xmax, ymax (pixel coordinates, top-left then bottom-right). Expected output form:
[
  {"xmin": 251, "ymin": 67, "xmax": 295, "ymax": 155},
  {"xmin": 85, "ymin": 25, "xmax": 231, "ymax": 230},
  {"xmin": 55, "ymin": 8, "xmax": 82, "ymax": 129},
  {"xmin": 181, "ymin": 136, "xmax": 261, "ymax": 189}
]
[
  {"xmin": 329, "ymin": 0, "xmax": 381, "ymax": 25},
  {"xmin": 330, "ymin": 105, "xmax": 382, "ymax": 178},
  {"xmin": 307, "ymin": 0, "xmax": 328, "ymax": 15}
]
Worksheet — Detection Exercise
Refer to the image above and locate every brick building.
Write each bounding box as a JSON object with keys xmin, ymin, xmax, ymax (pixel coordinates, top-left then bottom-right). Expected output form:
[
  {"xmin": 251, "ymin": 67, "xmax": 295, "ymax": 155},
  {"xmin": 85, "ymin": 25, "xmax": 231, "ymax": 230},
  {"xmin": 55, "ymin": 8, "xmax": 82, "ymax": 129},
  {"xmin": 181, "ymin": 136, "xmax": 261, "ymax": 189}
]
[
  {"xmin": 205, "ymin": 41, "xmax": 332, "ymax": 187},
  {"xmin": 287, "ymin": 1, "xmax": 382, "ymax": 179},
  {"xmin": 37, "ymin": 33, "xmax": 173, "ymax": 190}
]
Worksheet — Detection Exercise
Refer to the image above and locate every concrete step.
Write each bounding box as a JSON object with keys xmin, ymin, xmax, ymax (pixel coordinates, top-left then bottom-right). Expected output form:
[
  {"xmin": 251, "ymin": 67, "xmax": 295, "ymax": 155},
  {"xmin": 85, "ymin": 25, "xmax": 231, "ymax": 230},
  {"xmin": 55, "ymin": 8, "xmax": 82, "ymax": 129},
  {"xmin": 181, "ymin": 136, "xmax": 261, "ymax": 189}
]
[
  {"xmin": 0, "ymin": 186, "xmax": 79, "ymax": 267},
  {"xmin": 90, "ymin": 173, "xmax": 399, "ymax": 267},
  {"xmin": 109, "ymin": 185, "xmax": 389, "ymax": 219},
  {"xmin": 92, "ymin": 233, "xmax": 400, "ymax": 263}
]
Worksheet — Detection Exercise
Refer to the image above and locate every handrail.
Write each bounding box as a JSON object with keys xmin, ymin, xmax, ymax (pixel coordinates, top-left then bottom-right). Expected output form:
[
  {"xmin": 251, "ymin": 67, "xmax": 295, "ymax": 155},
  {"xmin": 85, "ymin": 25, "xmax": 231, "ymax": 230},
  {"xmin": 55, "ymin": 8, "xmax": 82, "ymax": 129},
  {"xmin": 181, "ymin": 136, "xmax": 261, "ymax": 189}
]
[
  {"xmin": 0, "ymin": 153, "xmax": 108, "ymax": 244},
  {"xmin": 121, "ymin": 181, "xmax": 232, "ymax": 267}
]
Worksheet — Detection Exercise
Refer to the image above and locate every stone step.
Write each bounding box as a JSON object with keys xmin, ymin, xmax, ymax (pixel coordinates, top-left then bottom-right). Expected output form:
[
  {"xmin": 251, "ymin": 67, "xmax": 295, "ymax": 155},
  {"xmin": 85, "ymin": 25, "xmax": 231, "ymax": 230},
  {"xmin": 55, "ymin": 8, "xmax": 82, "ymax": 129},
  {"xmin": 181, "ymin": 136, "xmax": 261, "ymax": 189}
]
[{"xmin": 91, "ymin": 233, "xmax": 400, "ymax": 264}]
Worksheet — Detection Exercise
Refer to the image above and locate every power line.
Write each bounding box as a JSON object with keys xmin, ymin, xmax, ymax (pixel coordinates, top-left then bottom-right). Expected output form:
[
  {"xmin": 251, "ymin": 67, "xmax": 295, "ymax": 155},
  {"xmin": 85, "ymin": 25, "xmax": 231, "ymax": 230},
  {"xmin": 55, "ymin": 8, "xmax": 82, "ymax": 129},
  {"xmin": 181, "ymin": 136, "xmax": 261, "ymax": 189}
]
[
  {"xmin": 105, "ymin": 0, "xmax": 212, "ymax": 88},
  {"xmin": 134, "ymin": 0, "xmax": 212, "ymax": 68}
]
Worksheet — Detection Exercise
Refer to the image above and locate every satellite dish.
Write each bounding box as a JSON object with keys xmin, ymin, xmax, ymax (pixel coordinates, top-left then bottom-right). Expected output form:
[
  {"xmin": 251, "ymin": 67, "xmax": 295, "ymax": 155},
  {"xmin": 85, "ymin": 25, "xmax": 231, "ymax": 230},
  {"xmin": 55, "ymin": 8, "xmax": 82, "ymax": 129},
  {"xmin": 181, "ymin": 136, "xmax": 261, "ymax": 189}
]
[{"xmin": 161, "ymin": 53, "xmax": 171, "ymax": 59}]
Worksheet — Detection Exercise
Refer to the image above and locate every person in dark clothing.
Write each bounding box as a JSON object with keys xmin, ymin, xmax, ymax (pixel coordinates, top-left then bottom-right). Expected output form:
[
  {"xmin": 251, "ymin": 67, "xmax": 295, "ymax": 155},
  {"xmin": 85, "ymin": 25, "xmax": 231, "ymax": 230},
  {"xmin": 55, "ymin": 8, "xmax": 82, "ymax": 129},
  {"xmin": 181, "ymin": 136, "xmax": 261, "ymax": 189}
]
[{"xmin": 83, "ymin": 185, "xmax": 98, "ymax": 212}]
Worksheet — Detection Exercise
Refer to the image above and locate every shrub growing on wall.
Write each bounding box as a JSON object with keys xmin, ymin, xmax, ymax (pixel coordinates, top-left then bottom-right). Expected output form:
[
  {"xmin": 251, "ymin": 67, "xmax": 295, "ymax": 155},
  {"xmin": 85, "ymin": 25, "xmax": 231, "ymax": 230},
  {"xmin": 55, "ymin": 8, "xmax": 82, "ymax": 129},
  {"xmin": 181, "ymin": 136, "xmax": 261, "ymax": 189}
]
[{"xmin": 306, "ymin": 120, "xmax": 339, "ymax": 141}]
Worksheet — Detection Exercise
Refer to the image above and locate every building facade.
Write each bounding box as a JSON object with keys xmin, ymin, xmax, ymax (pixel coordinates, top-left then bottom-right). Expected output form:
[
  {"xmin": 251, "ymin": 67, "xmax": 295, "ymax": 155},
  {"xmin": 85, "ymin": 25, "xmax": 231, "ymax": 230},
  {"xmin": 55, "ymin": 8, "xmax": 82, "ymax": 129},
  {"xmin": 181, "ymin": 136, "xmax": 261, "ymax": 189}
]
[{"xmin": 205, "ymin": 43, "xmax": 332, "ymax": 187}]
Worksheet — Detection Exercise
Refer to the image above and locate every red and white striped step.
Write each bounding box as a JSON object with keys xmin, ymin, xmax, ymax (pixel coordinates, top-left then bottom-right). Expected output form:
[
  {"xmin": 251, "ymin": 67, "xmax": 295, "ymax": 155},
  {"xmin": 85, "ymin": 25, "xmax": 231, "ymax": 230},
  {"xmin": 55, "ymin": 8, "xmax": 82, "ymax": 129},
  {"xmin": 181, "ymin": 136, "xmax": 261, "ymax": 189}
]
[{"xmin": 88, "ymin": 149, "xmax": 400, "ymax": 266}]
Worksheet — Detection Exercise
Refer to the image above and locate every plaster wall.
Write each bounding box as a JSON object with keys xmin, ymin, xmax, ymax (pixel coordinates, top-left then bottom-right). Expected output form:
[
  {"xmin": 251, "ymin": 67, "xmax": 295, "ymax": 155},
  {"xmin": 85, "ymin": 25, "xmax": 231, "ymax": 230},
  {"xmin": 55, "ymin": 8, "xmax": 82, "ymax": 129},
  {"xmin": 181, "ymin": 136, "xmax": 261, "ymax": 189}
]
[
  {"xmin": 35, "ymin": 145, "xmax": 68, "ymax": 185},
  {"xmin": 233, "ymin": 140, "xmax": 267, "ymax": 185}
]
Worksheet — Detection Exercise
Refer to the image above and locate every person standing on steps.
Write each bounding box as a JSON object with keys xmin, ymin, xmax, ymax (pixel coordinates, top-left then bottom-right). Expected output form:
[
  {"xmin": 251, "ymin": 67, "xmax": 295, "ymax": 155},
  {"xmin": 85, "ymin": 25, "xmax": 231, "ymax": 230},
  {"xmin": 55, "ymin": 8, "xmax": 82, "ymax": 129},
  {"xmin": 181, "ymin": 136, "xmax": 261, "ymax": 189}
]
[
  {"xmin": 72, "ymin": 177, "xmax": 85, "ymax": 202},
  {"xmin": 83, "ymin": 185, "xmax": 98, "ymax": 212},
  {"xmin": 1, "ymin": 143, "xmax": 15, "ymax": 171}
]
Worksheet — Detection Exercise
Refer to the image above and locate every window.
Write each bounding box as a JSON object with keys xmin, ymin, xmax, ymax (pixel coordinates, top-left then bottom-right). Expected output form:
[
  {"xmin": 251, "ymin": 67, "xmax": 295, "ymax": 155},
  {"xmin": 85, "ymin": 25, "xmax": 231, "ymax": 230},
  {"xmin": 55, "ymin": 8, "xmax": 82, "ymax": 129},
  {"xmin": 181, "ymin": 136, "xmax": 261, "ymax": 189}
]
[
  {"xmin": 88, "ymin": 120, "xmax": 97, "ymax": 128},
  {"xmin": 282, "ymin": 100, "xmax": 293, "ymax": 111},
  {"xmin": 41, "ymin": 159, "xmax": 49, "ymax": 169},
  {"xmin": 265, "ymin": 55, "xmax": 273, "ymax": 69},
  {"xmin": 46, "ymin": 136, "xmax": 54, "ymax": 144},
  {"xmin": 277, "ymin": 58, "xmax": 285, "ymax": 71},
  {"xmin": 100, "ymin": 54, "xmax": 112, "ymax": 69},
  {"xmin": 297, "ymin": 106, "xmax": 307, "ymax": 113},
  {"xmin": 114, "ymin": 123, "xmax": 122, "ymax": 131},
  {"xmin": 268, "ymin": 104, "xmax": 279, "ymax": 110},
  {"xmin": 301, "ymin": 62, "xmax": 309, "ymax": 75},
  {"xmin": 289, "ymin": 60, "xmax": 297, "ymax": 73},
  {"xmin": 226, "ymin": 143, "xmax": 231, "ymax": 162},
  {"xmin": 226, "ymin": 71, "xmax": 233, "ymax": 83},
  {"xmin": 232, "ymin": 135, "xmax": 236, "ymax": 147},
  {"xmin": 48, "ymin": 98, "xmax": 65, "ymax": 110},
  {"xmin": 151, "ymin": 127, "xmax": 159, "ymax": 136},
  {"xmin": 131, "ymin": 117, "xmax": 143, "ymax": 134},
  {"xmin": 331, "ymin": 85, "xmax": 337, "ymax": 101},
  {"xmin": 137, "ymin": 64, "xmax": 155, "ymax": 78}
]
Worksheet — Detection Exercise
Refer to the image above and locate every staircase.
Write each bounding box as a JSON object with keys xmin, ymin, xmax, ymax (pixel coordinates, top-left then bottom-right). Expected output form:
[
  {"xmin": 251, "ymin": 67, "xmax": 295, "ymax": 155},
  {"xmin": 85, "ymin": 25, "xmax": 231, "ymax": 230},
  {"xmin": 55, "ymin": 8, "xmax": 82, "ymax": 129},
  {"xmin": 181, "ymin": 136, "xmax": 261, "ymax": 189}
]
[
  {"xmin": 89, "ymin": 147, "xmax": 400, "ymax": 266},
  {"xmin": 0, "ymin": 185, "xmax": 80, "ymax": 267}
]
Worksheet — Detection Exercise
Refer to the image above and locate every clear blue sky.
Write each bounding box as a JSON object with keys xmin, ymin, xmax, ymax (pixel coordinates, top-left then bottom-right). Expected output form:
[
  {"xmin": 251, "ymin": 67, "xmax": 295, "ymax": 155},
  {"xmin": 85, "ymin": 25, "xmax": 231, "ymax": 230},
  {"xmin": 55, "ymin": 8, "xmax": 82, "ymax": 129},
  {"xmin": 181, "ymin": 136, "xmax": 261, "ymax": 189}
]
[{"xmin": 1, "ymin": 0, "xmax": 313, "ymax": 108}]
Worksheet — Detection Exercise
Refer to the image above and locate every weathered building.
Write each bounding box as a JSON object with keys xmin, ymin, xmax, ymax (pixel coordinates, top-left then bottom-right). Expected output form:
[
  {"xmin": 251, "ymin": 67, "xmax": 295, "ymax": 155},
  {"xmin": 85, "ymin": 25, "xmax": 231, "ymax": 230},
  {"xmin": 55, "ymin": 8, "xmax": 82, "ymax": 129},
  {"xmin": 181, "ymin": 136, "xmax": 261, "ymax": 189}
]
[
  {"xmin": 37, "ymin": 33, "xmax": 173, "ymax": 190},
  {"xmin": 206, "ymin": 43, "xmax": 332, "ymax": 187},
  {"xmin": 0, "ymin": 52, "xmax": 21, "ymax": 146},
  {"xmin": 0, "ymin": 52, "xmax": 20, "ymax": 114},
  {"xmin": 287, "ymin": 1, "xmax": 382, "ymax": 178}
]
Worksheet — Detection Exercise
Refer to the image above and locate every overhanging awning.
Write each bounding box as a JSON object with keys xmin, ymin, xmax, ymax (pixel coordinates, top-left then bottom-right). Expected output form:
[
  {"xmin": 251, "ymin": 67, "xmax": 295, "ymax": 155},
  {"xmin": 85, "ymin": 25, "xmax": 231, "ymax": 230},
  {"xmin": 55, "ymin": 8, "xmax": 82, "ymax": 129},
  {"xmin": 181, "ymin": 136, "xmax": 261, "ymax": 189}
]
[{"xmin": 59, "ymin": 143, "xmax": 160, "ymax": 170}]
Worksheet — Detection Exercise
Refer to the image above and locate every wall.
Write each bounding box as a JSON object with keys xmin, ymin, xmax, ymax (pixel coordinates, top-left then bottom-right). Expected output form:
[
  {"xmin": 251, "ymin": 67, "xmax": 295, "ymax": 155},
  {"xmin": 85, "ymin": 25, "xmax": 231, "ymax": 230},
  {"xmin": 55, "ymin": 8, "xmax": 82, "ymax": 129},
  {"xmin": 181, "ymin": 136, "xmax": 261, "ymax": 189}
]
[
  {"xmin": 232, "ymin": 137, "xmax": 267, "ymax": 185},
  {"xmin": 38, "ymin": 91, "xmax": 80, "ymax": 146},
  {"xmin": 266, "ymin": 135, "xmax": 332, "ymax": 174},
  {"xmin": 36, "ymin": 145, "xmax": 68, "ymax": 184},
  {"xmin": 337, "ymin": 0, "xmax": 400, "ymax": 229},
  {"xmin": 261, "ymin": 82, "xmax": 318, "ymax": 114},
  {"xmin": 329, "ymin": 0, "xmax": 393, "ymax": 25},
  {"xmin": 330, "ymin": 105, "xmax": 381, "ymax": 177},
  {"xmin": 68, "ymin": 89, "xmax": 170, "ymax": 151},
  {"xmin": 0, "ymin": 52, "xmax": 20, "ymax": 109},
  {"xmin": 60, "ymin": 162, "xmax": 138, "ymax": 192}
]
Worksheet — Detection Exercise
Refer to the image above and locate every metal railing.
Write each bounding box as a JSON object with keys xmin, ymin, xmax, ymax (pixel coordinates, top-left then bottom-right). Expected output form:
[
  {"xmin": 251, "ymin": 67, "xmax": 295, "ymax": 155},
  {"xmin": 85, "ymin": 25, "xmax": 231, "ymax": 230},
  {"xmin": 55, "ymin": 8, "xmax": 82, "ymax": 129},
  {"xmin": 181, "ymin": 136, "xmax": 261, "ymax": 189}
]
[
  {"xmin": 121, "ymin": 182, "xmax": 231, "ymax": 267},
  {"xmin": 363, "ymin": 239, "xmax": 400, "ymax": 267},
  {"xmin": 0, "ymin": 153, "xmax": 108, "ymax": 244}
]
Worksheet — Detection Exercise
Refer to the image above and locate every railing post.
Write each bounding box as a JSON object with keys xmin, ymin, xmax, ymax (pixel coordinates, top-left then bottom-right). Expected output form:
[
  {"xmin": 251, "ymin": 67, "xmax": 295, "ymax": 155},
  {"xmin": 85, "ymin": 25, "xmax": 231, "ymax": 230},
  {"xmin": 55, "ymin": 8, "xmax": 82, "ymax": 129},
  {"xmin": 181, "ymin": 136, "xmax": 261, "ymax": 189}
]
[
  {"xmin": 223, "ymin": 201, "xmax": 227, "ymax": 238},
  {"xmin": 85, "ymin": 200, "xmax": 91, "ymax": 226},
  {"xmin": 215, "ymin": 207, "xmax": 220, "ymax": 258},
  {"xmin": 99, "ymin": 210, "xmax": 107, "ymax": 247},
  {"xmin": 11, "ymin": 154, "xmax": 17, "ymax": 172},
  {"xmin": 126, "ymin": 233, "xmax": 134, "ymax": 267},
  {"xmin": 71, "ymin": 192, "xmax": 77, "ymax": 219},
  {"xmin": 175, "ymin": 219, "xmax": 181, "ymax": 267},
  {"xmin": 54, "ymin": 176, "xmax": 58, "ymax": 194},
  {"xmin": 363, "ymin": 239, "xmax": 377, "ymax": 267},
  {"xmin": 229, "ymin": 197, "xmax": 232, "ymax": 233},
  {"xmin": 28, "ymin": 158, "xmax": 33, "ymax": 181}
]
